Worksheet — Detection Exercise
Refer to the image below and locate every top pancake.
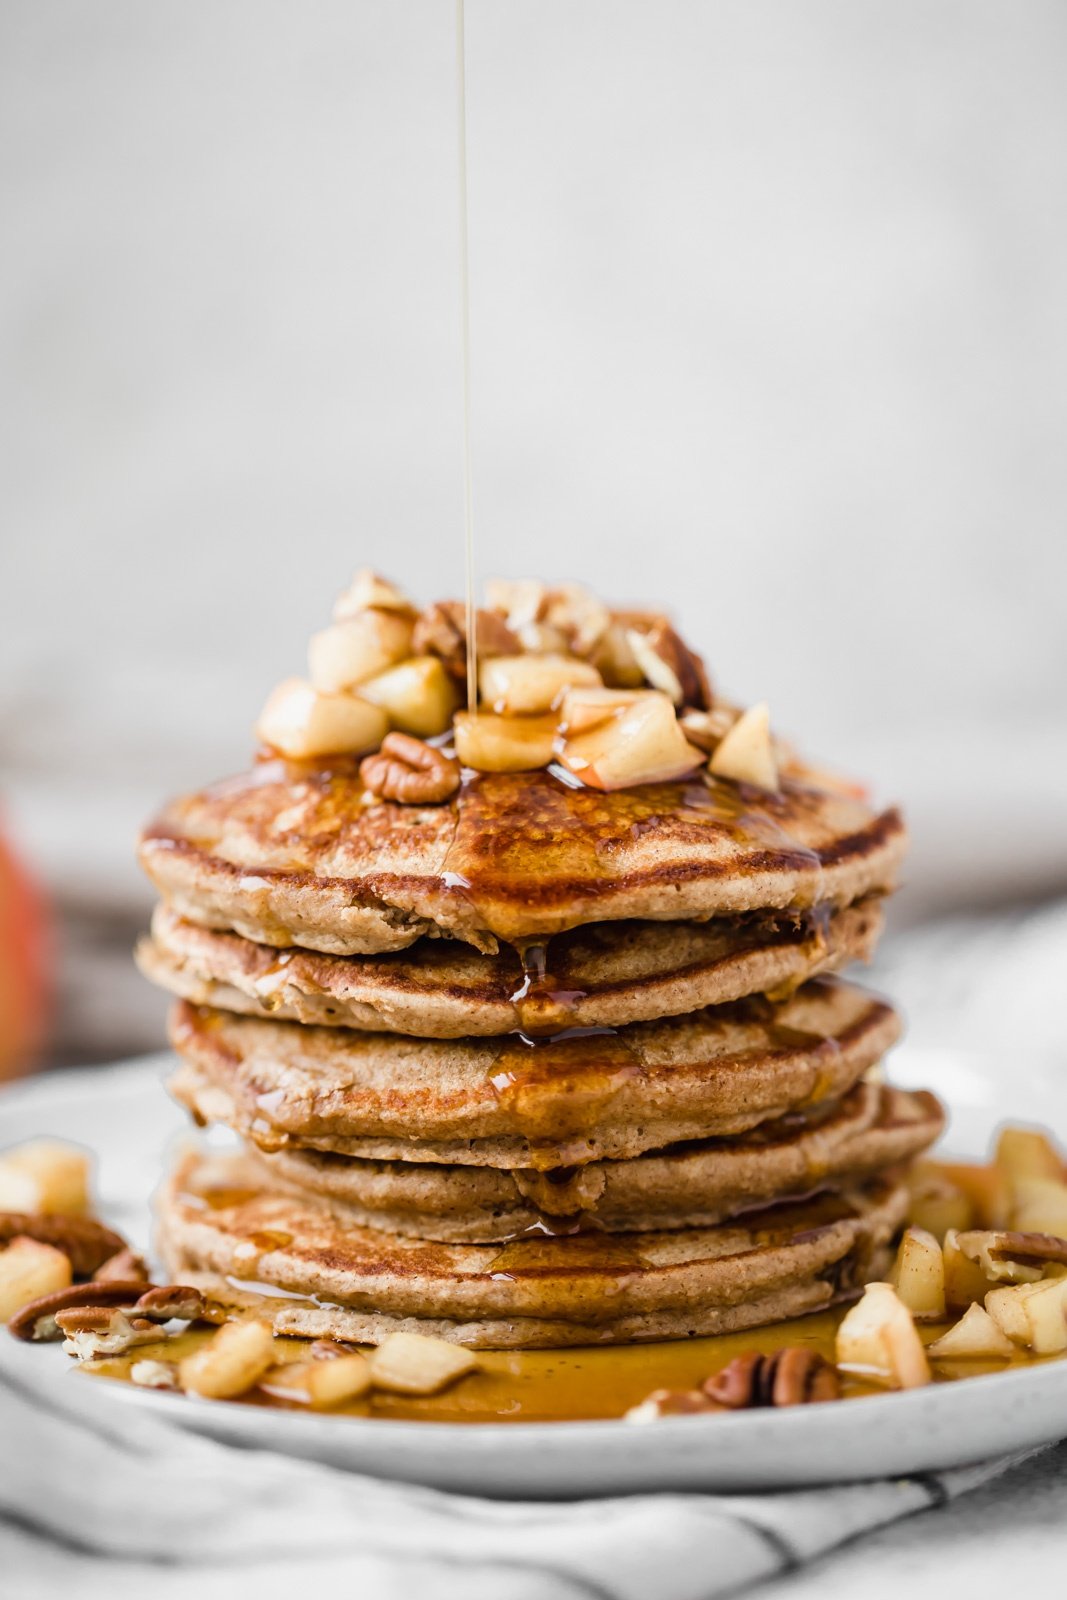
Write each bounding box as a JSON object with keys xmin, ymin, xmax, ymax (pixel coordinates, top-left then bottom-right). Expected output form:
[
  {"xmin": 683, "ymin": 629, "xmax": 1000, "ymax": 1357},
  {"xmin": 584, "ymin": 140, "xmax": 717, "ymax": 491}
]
[{"xmin": 140, "ymin": 761, "xmax": 906, "ymax": 955}]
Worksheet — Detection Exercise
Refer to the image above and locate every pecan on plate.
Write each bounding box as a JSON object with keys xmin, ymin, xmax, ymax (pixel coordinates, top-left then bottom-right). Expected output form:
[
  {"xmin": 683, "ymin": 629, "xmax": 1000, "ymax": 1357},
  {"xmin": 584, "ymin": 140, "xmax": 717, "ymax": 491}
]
[
  {"xmin": 412, "ymin": 601, "xmax": 519, "ymax": 682},
  {"xmin": 8, "ymin": 1279, "xmax": 155, "ymax": 1342},
  {"xmin": 10, "ymin": 1280, "xmax": 205, "ymax": 1343},
  {"xmin": 956, "ymin": 1228, "xmax": 1067, "ymax": 1282},
  {"xmin": 361, "ymin": 733, "xmax": 460, "ymax": 804},
  {"xmin": 703, "ymin": 1347, "xmax": 841, "ymax": 1409},
  {"xmin": 94, "ymin": 1247, "xmax": 152, "ymax": 1284},
  {"xmin": 55, "ymin": 1305, "xmax": 161, "ymax": 1360},
  {"xmin": 133, "ymin": 1285, "xmax": 207, "ymax": 1323},
  {"xmin": 310, "ymin": 1337, "xmax": 360, "ymax": 1361},
  {"xmin": 0, "ymin": 1212, "xmax": 127, "ymax": 1278}
]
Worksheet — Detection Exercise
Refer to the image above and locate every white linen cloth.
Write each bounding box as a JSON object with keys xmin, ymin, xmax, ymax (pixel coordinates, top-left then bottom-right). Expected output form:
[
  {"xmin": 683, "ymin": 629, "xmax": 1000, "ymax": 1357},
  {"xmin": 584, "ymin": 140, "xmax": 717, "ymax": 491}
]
[{"xmin": 0, "ymin": 1353, "xmax": 1047, "ymax": 1600}]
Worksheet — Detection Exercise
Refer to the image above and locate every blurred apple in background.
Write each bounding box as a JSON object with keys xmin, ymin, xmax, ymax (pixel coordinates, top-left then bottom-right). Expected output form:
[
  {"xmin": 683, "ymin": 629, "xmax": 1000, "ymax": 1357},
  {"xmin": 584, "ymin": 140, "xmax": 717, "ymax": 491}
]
[{"xmin": 0, "ymin": 815, "xmax": 50, "ymax": 1080}]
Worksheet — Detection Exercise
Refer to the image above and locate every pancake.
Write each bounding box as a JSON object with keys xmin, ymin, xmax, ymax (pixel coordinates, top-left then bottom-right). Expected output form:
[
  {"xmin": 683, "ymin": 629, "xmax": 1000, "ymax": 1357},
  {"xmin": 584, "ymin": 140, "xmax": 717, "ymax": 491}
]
[
  {"xmin": 139, "ymin": 762, "xmax": 906, "ymax": 955},
  {"xmin": 167, "ymin": 977, "xmax": 901, "ymax": 1170},
  {"xmin": 253, "ymin": 1083, "xmax": 943, "ymax": 1242},
  {"xmin": 157, "ymin": 1145, "xmax": 907, "ymax": 1349},
  {"xmin": 139, "ymin": 897, "xmax": 884, "ymax": 1037}
]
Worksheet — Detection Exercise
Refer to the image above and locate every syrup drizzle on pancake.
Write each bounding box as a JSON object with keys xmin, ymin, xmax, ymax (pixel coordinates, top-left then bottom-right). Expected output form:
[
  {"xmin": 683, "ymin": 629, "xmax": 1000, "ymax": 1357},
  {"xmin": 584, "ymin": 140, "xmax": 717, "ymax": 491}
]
[
  {"xmin": 486, "ymin": 1230, "xmax": 652, "ymax": 1283},
  {"xmin": 454, "ymin": 0, "xmax": 478, "ymax": 714},
  {"xmin": 436, "ymin": 767, "xmax": 826, "ymax": 945},
  {"xmin": 487, "ymin": 1026, "xmax": 644, "ymax": 1170},
  {"xmin": 509, "ymin": 940, "xmax": 589, "ymax": 1032}
]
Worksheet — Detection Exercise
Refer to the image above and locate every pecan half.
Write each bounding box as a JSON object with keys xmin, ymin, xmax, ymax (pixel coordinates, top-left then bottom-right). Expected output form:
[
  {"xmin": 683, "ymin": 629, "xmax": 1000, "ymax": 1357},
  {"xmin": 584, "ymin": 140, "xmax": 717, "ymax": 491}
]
[
  {"xmin": 361, "ymin": 732, "xmax": 460, "ymax": 804},
  {"xmin": 134, "ymin": 1285, "xmax": 207, "ymax": 1323},
  {"xmin": 7, "ymin": 1280, "xmax": 154, "ymax": 1342},
  {"xmin": 703, "ymin": 1348, "xmax": 841, "ymax": 1408},
  {"xmin": 678, "ymin": 705, "xmax": 739, "ymax": 753},
  {"xmin": 0, "ymin": 1213, "xmax": 126, "ymax": 1278},
  {"xmin": 55, "ymin": 1306, "xmax": 161, "ymax": 1359},
  {"xmin": 412, "ymin": 601, "xmax": 519, "ymax": 682},
  {"xmin": 94, "ymin": 1248, "xmax": 152, "ymax": 1284},
  {"xmin": 310, "ymin": 1337, "xmax": 360, "ymax": 1361},
  {"xmin": 956, "ymin": 1228, "xmax": 1067, "ymax": 1282},
  {"xmin": 627, "ymin": 620, "xmax": 711, "ymax": 709}
]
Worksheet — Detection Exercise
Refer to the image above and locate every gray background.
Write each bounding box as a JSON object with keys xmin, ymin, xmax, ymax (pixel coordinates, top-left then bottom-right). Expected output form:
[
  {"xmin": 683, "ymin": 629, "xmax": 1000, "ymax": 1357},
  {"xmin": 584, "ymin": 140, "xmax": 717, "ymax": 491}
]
[{"xmin": 1, "ymin": 1, "xmax": 1065, "ymax": 1062}]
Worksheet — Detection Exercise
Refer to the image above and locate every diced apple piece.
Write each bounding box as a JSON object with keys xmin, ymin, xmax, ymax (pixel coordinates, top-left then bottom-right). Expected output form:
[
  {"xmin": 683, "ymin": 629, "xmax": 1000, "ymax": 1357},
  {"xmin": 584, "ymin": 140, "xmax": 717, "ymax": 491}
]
[
  {"xmin": 904, "ymin": 1163, "xmax": 974, "ymax": 1239},
  {"xmin": 358, "ymin": 656, "xmax": 459, "ymax": 738},
  {"xmin": 589, "ymin": 622, "xmax": 646, "ymax": 689},
  {"xmin": 256, "ymin": 679, "xmax": 388, "ymax": 760},
  {"xmin": 943, "ymin": 1228, "xmax": 997, "ymax": 1309},
  {"xmin": 333, "ymin": 569, "xmax": 414, "ymax": 619},
  {"xmin": 1018, "ymin": 1277, "xmax": 1067, "ymax": 1354},
  {"xmin": 308, "ymin": 611, "xmax": 415, "ymax": 692},
  {"xmin": 1010, "ymin": 1176, "xmax": 1067, "ymax": 1237},
  {"xmin": 835, "ymin": 1282, "xmax": 931, "ymax": 1389},
  {"xmin": 485, "ymin": 577, "xmax": 546, "ymax": 632},
  {"xmin": 984, "ymin": 1283, "xmax": 1034, "ymax": 1346},
  {"xmin": 304, "ymin": 1351, "xmax": 373, "ymax": 1409},
  {"xmin": 0, "ymin": 1237, "xmax": 72, "ymax": 1321},
  {"xmin": 368, "ymin": 1331, "xmax": 477, "ymax": 1396},
  {"xmin": 179, "ymin": 1319, "xmax": 276, "ymax": 1399},
  {"xmin": 890, "ymin": 1227, "xmax": 946, "ymax": 1321},
  {"xmin": 927, "ymin": 1303, "xmax": 1015, "ymax": 1361},
  {"xmin": 708, "ymin": 702, "xmax": 778, "ymax": 790},
  {"xmin": 513, "ymin": 621, "xmax": 570, "ymax": 654},
  {"xmin": 995, "ymin": 1126, "xmax": 1064, "ymax": 1184},
  {"xmin": 936, "ymin": 1160, "xmax": 1012, "ymax": 1229},
  {"xmin": 557, "ymin": 687, "xmax": 641, "ymax": 737},
  {"xmin": 454, "ymin": 712, "xmax": 557, "ymax": 773},
  {"xmin": 543, "ymin": 583, "xmax": 611, "ymax": 655},
  {"xmin": 987, "ymin": 1278, "xmax": 1067, "ymax": 1354},
  {"xmin": 263, "ymin": 1353, "xmax": 373, "ymax": 1409},
  {"xmin": 626, "ymin": 627, "xmax": 685, "ymax": 704},
  {"xmin": 0, "ymin": 1141, "xmax": 90, "ymax": 1215},
  {"xmin": 256, "ymin": 1361, "xmax": 314, "ymax": 1403},
  {"xmin": 556, "ymin": 691, "xmax": 704, "ymax": 792},
  {"xmin": 479, "ymin": 654, "xmax": 602, "ymax": 716}
]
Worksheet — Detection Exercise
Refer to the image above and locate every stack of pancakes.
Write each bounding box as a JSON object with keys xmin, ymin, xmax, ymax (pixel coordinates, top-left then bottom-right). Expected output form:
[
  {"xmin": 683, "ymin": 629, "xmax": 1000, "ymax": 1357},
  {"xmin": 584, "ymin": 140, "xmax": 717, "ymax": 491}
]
[{"xmin": 137, "ymin": 756, "xmax": 942, "ymax": 1349}]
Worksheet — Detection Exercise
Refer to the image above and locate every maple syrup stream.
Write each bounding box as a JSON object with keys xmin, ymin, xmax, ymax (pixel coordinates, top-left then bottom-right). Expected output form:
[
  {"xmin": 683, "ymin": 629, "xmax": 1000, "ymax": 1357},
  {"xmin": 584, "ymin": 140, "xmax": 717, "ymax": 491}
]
[{"xmin": 456, "ymin": 0, "xmax": 478, "ymax": 713}]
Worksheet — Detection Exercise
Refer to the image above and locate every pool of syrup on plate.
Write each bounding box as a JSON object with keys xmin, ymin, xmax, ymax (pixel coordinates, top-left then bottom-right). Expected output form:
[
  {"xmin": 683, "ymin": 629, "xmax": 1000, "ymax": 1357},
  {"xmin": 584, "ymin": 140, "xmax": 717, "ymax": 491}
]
[{"xmin": 84, "ymin": 1295, "xmax": 1043, "ymax": 1426}]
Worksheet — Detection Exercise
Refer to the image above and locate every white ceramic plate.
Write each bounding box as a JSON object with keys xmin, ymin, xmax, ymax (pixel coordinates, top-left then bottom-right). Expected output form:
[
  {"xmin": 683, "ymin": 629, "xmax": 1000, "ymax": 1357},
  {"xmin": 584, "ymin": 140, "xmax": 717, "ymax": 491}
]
[{"xmin": 3, "ymin": 1049, "xmax": 1067, "ymax": 1498}]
